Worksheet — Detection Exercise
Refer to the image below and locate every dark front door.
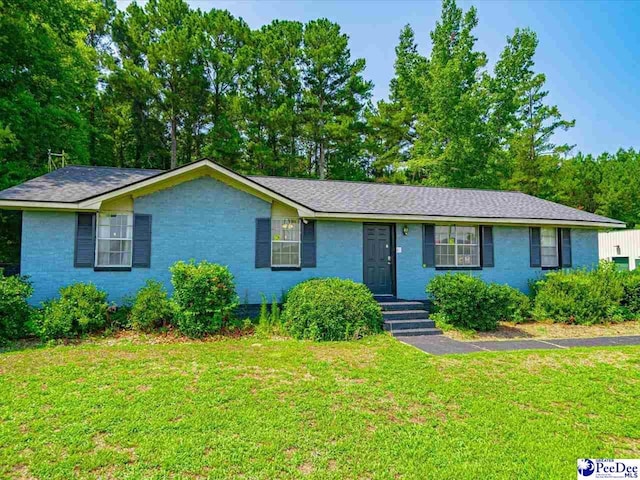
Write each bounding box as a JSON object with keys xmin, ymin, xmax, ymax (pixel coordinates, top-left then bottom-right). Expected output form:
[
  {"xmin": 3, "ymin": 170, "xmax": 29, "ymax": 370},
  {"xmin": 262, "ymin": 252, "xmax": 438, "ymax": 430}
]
[{"xmin": 363, "ymin": 224, "xmax": 394, "ymax": 295}]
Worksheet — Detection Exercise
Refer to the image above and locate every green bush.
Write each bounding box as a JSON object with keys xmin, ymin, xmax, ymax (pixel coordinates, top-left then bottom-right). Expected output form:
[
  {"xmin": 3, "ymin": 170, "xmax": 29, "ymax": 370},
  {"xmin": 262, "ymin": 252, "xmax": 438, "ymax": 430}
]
[
  {"xmin": 0, "ymin": 275, "xmax": 33, "ymax": 342},
  {"xmin": 130, "ymin": 280, "xmax": 175, "ymax": 332},
  {"xmin": 170, "ymin": 260, "xmax": 238, "ymax": 338},
  {"xmin": 107, "ymin": 302, "xmax": 132, "ymax": 331},
  {"xmin": 531, "ymin": 262, "xmax": 625, "ymax": 324},
  {"xmin": 426, "ymin": 273, "xmax": 529, "ymax": 331},
  {"xmin": 621, "ymin": 270, "xmax": 640, "ymax": 318},
  {"xmin": 282, "ymin": 278, "xmax": 382, "ymax": 341},
  {"xmin": 35, "ymin": 283, "xmax": 108, "ymax": 340}
]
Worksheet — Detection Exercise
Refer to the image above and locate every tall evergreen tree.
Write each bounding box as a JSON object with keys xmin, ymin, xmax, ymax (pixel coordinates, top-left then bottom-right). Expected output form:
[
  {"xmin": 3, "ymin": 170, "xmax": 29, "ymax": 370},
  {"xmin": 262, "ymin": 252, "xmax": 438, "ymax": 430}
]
[
  {"xmin": 366, "ymin": 25, "xmax": 427, "ymax": 178},
  {"xmin": 301, "ymin": 19, "xmax": 372, "ymax": 179},
  {"xmin": 242, "ymin": 20, "xmax": 304, "ymax": 175},
  {"xmin": 493, "ymin": 28, "xmax": 575, "ymax": 196},
  {"xmin": 145, "ymin": 0, "xmax": 204, "ymax": 169},
  {"xmin": 410, "ymin": 0, "xmax": 496, "ymax": 188},
  {"xmin": 107, "ymin": 2, "xmax": 169, "ymax": 168},
  {"xmin": 199, "ymin": 9, "xmax": 250, "ymax": 167}
]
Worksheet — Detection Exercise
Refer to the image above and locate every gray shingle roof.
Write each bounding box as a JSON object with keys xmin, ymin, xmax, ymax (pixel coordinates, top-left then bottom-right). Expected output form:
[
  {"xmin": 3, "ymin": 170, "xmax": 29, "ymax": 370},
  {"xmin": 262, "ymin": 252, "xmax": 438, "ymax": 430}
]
[
  {"xmin": 0, "ymin": 163, "xmax": 624, "ymax": 225},
  {"xmin": 0, "ymin": 165, "xmax": 162, "ymax": 202},
  {"xmin": 249, "ymin": 176, "xmax": 624, "ymax": 225}
]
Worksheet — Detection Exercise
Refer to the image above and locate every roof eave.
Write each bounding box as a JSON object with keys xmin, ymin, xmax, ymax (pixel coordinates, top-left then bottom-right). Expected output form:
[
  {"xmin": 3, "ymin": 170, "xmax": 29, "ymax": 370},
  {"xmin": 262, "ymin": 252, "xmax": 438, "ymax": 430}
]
[
  {"xmin": 308, "ymin": 211, "xmax": 626, "ymax": 229},
  {"xmin": 0, "ymin": 199, "xmax": 95, "ymax": 211}
]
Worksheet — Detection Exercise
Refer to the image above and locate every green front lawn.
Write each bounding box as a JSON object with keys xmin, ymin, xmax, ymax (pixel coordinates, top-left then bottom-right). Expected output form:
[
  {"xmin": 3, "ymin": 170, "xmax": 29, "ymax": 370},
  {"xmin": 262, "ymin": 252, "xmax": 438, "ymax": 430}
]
[{"xmin": 1, "ymin": 335, "xmax": 639, "ymax": 479}]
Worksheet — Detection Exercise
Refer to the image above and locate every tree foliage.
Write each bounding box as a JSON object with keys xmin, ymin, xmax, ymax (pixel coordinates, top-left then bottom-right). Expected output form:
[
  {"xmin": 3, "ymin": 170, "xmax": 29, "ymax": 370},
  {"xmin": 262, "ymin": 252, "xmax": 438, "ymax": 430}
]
[{"xmin": 0, "ymin": 0, "xmax": 637, "ymax": 266}]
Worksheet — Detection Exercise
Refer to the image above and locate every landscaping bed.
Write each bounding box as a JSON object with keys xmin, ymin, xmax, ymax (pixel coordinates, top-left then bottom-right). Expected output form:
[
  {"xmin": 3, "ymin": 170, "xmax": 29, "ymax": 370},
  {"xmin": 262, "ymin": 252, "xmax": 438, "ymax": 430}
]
[
  {"xmin": 443, "ymin": 319, "xmax": 640, "ymax": 341},
  {"xmin": 1, "ymin": 335, "xmax": 639, "ymax": 479}
]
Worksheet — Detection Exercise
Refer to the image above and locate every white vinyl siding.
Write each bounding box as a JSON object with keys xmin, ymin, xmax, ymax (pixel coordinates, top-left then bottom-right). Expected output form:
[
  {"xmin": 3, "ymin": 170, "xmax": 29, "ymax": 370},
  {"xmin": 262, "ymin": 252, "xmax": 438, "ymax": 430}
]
[
  {"xmin": 435, "ymin": 225, "xmax": 479, "ymax": 267},
  {"xmin": 271, "ymin": 218, "xmax": 301, "ymax": 267},
  {"xmin": 541, "ymin": 227, "xmax": 559, "ymax": 268},
  {"xmin": 95, "ymin": 213, "xmax": 133, "ymax": 267}
]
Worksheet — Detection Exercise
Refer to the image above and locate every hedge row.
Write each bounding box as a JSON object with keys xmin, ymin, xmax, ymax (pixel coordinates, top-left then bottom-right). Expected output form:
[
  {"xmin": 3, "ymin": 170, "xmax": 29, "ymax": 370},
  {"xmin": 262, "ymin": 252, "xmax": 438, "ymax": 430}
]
[
  {"xmin": 426, "ymin": 261, "xmax": 640, "ymax": 331},
  {"xmin": 0, "ymin": 266, "xmax": 382, "ymax": 343},
  {"xmin": 531, "ymin": 261, "xmax": 640, "ymax": 325}
]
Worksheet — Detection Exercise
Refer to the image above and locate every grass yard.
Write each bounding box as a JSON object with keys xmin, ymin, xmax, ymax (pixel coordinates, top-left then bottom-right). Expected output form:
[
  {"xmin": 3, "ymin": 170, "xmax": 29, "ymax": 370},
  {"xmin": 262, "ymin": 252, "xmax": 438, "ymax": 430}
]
[{"xmin": 1, "ymin": 335, "xmax": 639, "ymax": 479}]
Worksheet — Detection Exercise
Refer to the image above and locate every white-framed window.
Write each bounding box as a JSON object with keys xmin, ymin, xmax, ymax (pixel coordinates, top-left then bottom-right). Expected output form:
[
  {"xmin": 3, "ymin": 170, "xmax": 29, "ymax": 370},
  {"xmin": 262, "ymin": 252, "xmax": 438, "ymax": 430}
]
[
  {"xmin": 541, "ymin": 227, "xmax": 559, "ymax": 268},
  {"xmin": 435, "ymin": 225, "xmax": 480, "ymax": 267},
  {"xmin": 271, "ymin": 217, "xmax": 301, "ymax": 267},
  {"xmin": 95, "ymin": 213, "xmax": 133, "ymax": 267}
]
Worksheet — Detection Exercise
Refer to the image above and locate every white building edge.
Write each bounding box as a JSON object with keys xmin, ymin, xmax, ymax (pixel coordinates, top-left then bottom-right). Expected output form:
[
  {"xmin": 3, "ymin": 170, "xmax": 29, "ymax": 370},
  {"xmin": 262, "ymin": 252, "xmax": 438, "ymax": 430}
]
[{"xmin": 599, "ymin": 229, "xmax": 640, "ymax": 270}]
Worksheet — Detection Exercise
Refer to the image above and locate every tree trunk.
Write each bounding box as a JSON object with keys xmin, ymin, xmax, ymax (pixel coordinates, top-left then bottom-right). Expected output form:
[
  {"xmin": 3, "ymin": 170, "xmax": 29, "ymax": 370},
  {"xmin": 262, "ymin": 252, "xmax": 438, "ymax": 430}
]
[
  {"xmin": 319, "ymin": 141, "xmax": 326, "ymax": 180},
  {"xmin": 170, "ymin": 115, "xmax": 177, "ymax": 169},
  {"xmin": 318, "ymin": 96, "xmax": 326, "ymax": 179}
]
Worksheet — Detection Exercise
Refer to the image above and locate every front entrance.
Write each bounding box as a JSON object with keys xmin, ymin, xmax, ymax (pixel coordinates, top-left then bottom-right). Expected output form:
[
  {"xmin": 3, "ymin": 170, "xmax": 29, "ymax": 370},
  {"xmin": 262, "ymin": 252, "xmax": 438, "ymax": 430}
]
[{"xmin": 363, "ymin": 224, "xmax": 395, "ymax": 295}]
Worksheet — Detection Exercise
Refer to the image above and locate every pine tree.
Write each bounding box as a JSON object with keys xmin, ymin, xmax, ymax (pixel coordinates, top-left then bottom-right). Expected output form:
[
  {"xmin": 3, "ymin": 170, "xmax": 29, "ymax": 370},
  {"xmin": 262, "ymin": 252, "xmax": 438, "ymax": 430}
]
[
  {"xmin": 366, "ymin": 25, "xmax": 427, "ymax": 178},
  {"xmin": 241, "ymin": 20, "xmax": 304, "ymax": 175},
  {"xmin": 493, "ymin": 28, "xmax": 575, "ymax": 196},
  {"xmin": 199, "ymin": 9, "xmax": 250, "ymax": 168},
  {"xmin": 300, "ymin": 19, "xmax": 373, "ymax": 179},
  {"xmin": 410, "ymin": 0, "xmax": 496, "ymax": 188}
]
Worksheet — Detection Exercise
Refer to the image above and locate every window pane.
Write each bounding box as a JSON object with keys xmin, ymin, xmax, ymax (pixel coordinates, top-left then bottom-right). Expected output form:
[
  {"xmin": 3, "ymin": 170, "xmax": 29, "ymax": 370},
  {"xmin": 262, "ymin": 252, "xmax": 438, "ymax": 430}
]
[
  {"xmin": 435, "ymin": 244, "xmax": 455, "ymax": 266},
  {"xmin": 541, "ymin": 227, "xmax": 557, "ymax": 247},
  {"xmin": 540, "ymin": 228, "xmax": 558, "ymax": 267},
  {"xmin": 271, "ymin": 218, "xmax": 301, "ymax": 267},
  {"xmin": 98, "ymin": 214, "xmax": 132, "ymax": 240},
  {"xmin": 435, "ymin": 225, "xmax": 479, "ymax": 266},
  {"xmin": 456, "ymin": 226, "xmax": 477, "ymax": 245},
  {"xmin": 435, "ymin": 226, "xmax": 455, "ymax": 245},
  {"xmin": 457, "ymin": 245, "xmax": 479, "ymax": 266},
  {"xmin": 98, "ymin": 252, "xmax": 110, "ymax": 266},
  {"xmin": 541, "ymin": 247, "xmax": 558, "ymax": 267},
  {"xmin": 96, "ymin": 213, "xmax": 133, "ymax": 266}
]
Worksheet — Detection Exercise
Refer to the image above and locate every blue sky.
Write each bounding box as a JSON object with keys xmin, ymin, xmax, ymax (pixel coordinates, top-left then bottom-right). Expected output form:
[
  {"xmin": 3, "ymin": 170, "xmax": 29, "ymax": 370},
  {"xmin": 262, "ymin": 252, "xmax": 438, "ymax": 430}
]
[{"xmin": 117, "ymin": 0, "xmax": 640, "ymax": 156}]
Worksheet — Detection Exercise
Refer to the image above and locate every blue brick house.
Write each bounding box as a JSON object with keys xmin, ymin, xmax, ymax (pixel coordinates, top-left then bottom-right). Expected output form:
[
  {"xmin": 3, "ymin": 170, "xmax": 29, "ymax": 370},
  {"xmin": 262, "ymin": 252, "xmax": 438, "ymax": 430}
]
[{"xmin": 0, "ymin": 159, "xmax": 625, "ymax": 307}]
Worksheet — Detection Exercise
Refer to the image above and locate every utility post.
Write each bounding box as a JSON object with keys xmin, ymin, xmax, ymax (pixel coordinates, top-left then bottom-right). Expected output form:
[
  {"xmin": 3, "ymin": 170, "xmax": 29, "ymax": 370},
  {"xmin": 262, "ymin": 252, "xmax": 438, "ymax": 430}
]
[{"xmin": 47, "ymin": 149, "xmax": 67, "ymax": 171}]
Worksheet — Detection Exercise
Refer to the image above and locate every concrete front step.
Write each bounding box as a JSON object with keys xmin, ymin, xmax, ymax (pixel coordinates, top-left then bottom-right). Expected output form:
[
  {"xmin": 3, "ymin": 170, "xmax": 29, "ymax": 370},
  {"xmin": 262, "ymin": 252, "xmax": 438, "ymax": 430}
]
[
  {"xmin": 378, "ymin": 301, "xmax": 428, "ymax": 312},
  {"xmin": 382, "ymin": 309, "xmax": 430, "ymax": 321},
  {"xmin": 384, "ymin": 319, "xmax": 436, "ymax": 331},
  {"xmin": 391, "ymin": 328, "xmax": 442, "ymax": 337}
]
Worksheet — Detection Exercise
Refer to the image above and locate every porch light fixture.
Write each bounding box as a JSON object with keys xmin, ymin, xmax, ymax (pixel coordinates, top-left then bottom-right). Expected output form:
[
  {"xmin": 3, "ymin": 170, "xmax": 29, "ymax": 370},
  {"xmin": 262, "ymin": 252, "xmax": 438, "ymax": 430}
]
[{"xmin": 402, "ymin": 225, "xmax": 409, "ymax": 236}]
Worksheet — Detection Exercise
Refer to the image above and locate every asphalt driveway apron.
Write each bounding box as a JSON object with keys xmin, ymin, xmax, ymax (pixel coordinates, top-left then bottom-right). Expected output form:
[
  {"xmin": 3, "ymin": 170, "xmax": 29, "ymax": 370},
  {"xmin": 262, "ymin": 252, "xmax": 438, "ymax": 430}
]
[{"xmin": 396, "ymin": 334, "xmax": 640, "ymax": 355}]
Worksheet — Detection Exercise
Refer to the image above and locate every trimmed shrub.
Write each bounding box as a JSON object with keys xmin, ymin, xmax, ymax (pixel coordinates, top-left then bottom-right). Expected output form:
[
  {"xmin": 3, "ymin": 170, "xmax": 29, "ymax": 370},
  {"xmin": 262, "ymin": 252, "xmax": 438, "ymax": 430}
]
[
  {"xmin": 492, "ymin": 283, "xmax": 531, "ymax": 324},
  {"xmin": 35, "ymin": 283, "xmax": 108, "ymax": 340},
  {"xmin": 282, "ymin": 278, "xmax": 382, "ymax": 341},
  {"xmin": 130, "ymin": 280, "xmax": 175, "ymax": 332},
  {"xmin": 0, "ymin": 275, "xmax": 33, "ymax": 342},
  {"xmin": 531, "ymin": 262, "xmax": 625, "ymax": 324},
  {"xmin": 426, "ymin": 273, "xmax": 529, "ymax": 331},
  {"xmin": 170, "ymin": 260, "xmax": 238, "ymax": 337},
  {"xmin": 621, "ymin": 270, "xmax": 640, "ymax": 318}
]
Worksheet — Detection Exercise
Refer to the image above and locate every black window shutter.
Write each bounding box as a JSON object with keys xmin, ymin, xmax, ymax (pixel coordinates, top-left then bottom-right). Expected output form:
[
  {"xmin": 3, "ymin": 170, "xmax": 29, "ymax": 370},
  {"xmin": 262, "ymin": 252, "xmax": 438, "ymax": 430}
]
[
  {"xmin": 132, "ymin": 214, "xmax": 152, "ymax": 268},
  {"xmin": 74, "ymin": 213, "xmax": 96, "ymax": 267},
  {"xmin": 301, "ymin": 220, "xmax": 316, "ymax": 268},
  {"xmin": 530, "ymin": 227, "xmax": 541, "ymax": 267},
  {"xmin": 255, "ymin": 218, "xmax": 271, "ymax": 268},
  {"xmin": 481, "ymin": 225, "xmax": 494, "ymax": 267},
  {"xmin": 423, "ymin": 224, "xmax": 435, "ymax": 267},
  {"xmin": 560, "ymin": 228, "xmax": 572, "ymax": 268}
]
